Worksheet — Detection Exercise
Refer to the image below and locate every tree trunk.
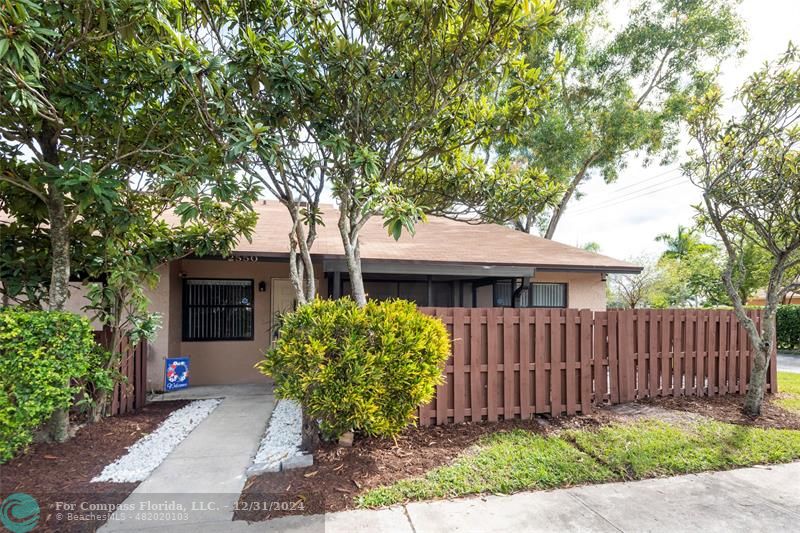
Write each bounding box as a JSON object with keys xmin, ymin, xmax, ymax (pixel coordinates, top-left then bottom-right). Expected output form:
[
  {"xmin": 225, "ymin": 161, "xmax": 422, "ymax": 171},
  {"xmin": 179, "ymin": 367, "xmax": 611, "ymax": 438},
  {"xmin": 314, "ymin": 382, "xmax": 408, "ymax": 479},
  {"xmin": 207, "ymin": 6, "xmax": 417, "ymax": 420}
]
[
  {"xmin": 743, "ymin": 310, "xmax": 775, "ymax": 416},
  {"xmin": 47, "ymin": 198, "xmax": 71, "ymax": 311},
  {"xmin": 337, "ymin": 207, "xmax": 367, "ymax": 306},
  {"xmin": 544, "ymin": 155, "xmax": 596, "ymax": 240},
  {"xmin": 300, "ymin": 411, "xmax": 320, "ymax": 451},
  {"xmin": 41, "ymin": 127, "xmax": 71, "ymax": 441},
  {"xmin": 744, "ymin": 345, "xmax": 769, "ymax": 416}
]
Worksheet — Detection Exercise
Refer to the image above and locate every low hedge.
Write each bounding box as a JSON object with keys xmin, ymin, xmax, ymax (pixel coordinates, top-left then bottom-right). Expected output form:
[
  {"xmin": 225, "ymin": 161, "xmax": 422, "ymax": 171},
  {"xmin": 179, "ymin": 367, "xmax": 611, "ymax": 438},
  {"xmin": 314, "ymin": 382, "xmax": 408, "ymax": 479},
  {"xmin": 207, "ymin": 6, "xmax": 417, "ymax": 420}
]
[
  {"xmin": 777, "ymin": 305, "xmax": 800, "ymax": 350},
  {"xmin": 259, "ymin": 298, "xmax": 450, "ymax": 440},
  {"xmin": 0, "ymin": 309, "xmax": 99, "ymax": 462}
]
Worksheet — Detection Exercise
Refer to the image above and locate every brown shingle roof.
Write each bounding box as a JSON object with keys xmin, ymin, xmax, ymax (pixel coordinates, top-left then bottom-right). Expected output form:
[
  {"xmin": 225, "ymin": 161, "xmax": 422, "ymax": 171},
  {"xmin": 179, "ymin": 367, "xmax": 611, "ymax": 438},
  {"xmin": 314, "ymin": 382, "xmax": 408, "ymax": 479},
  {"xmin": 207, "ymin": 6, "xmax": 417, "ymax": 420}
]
[{"xmin": 232, "ymin": 201, "xmax": 640, "ymax": 273}]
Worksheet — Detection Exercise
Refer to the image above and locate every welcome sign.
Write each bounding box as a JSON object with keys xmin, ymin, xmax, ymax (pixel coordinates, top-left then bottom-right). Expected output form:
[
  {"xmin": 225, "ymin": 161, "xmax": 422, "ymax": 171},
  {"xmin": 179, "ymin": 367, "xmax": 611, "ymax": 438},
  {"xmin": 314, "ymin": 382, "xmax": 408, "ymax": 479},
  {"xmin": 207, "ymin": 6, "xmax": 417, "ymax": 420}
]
[{"xmin": 164, "ymin": 357, "xmax": 190, "ymax": 391}]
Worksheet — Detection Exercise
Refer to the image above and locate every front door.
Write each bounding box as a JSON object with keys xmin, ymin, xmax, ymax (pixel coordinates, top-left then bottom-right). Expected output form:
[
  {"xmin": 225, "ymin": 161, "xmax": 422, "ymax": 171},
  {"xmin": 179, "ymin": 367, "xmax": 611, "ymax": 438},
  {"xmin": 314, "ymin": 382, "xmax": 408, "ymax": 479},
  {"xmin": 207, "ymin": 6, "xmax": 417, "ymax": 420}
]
[{"xmin": 270, "ymin": 278, "xmax": 297, "ymax": 343}]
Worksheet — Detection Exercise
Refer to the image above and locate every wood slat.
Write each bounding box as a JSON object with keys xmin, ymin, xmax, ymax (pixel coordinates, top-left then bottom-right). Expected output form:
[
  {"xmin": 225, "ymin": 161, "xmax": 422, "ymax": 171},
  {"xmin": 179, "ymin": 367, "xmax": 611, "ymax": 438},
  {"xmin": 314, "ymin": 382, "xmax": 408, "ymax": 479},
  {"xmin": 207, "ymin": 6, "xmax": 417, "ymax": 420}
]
[
  {"xmin": 593, "ymin": 311, "xmax": 607, "ymax": 405},
  {"xmin": 469, "ymin": 308, "xmax": 483, "ymax": 422},
  {"xmin": 565, "ymin": 308, "xmax": 578, "ymax": 415},
  {"xmin": 503, "ymin": 308, "xmax": 515, "ymax": 419},
  {"xmin": 660, "ymin": 311, "xmax": 671, "ymax": 396},
  {"xmin": 534, "ymin": 309, "xmax": 547, "ymax": 413},
  {"xmin": 580, "ymin": 308, "xmax": 593, "ymax": 414},
  {"xmin": 520, "ymin": 310, "xmax": 532, "ymax": 419},
  {"xmin": 685, "ymin": 310, "xmax": 696, "ymax": 396},
  {"xmin": 452, "ymin": 308, "xmax": 466, "ymax": 423},
  {"xmin": 549, "ymin": 309, "xmax": 563, "ymax": 416},
  {"xmin": 696, "ymin": 312, "xmax": 706, "ymax": 397},
  {"xmin": 486, "ymin": 308, "xmax": 498, "ymax": 421},
  {"xmin": 672, "ymin": 310, "xmax": 683, "ymax": 397}
]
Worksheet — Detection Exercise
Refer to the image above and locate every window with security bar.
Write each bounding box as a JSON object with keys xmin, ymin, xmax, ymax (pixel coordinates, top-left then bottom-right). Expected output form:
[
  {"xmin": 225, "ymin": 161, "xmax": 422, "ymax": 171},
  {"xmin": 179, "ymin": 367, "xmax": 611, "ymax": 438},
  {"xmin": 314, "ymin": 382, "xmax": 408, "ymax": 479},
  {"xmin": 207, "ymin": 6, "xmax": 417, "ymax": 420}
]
[{"xmin": 182, "ymin": 279, "xmax": 254, "ymax": 341}]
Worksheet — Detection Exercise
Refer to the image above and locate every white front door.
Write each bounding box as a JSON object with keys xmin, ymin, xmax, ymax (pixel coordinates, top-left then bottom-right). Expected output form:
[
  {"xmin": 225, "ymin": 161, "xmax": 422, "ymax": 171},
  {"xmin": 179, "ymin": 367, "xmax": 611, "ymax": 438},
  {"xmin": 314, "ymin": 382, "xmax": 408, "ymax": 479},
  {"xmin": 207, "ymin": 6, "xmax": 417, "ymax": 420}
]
[{"xmin": 270, "ymin": 278, "xmax": 297, "ymax": 343}]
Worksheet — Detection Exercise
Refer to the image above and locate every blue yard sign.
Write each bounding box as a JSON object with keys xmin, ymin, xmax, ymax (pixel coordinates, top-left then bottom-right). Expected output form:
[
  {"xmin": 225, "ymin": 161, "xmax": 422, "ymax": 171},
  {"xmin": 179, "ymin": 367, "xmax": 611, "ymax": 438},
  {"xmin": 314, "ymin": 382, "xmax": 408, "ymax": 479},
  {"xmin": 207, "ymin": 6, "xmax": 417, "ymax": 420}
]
[{"xmin": 165, "ymin": 357, "xmax": 190, "ymax": 391}]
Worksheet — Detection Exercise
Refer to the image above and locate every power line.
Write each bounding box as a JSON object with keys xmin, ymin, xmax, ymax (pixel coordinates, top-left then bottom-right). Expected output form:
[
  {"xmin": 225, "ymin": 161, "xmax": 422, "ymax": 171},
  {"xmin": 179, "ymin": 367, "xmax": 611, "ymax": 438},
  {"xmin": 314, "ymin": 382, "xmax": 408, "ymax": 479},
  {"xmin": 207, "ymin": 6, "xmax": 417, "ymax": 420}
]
[
  {"xmin": 602, "ymin": 166, "xmax": 683, "ymax": 194},
  {"xmin": 569, "ymin": 179, "xmax": 691, "ymax": 216},
  {"xmin": 569, "ymin": 172, "xmax": 686, "ymax": 214}
]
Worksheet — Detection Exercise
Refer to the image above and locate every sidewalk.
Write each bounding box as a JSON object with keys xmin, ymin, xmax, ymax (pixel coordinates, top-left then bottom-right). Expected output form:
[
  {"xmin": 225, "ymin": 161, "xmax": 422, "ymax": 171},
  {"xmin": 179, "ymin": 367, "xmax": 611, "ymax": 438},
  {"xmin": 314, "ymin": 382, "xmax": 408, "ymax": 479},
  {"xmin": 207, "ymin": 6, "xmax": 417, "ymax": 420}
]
[{"xmin": 258, "ymin": 461, "xmax": 800, "ymax": 533}]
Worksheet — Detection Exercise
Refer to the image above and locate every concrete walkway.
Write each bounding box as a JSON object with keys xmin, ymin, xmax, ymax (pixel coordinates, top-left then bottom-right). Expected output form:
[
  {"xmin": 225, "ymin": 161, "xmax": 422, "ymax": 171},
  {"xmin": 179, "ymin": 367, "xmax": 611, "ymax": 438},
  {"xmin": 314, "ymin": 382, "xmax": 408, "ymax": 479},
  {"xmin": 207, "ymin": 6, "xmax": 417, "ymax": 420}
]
[{"xmin": 100, "ymin": 384, "xmax": 274, "ymax": 532}]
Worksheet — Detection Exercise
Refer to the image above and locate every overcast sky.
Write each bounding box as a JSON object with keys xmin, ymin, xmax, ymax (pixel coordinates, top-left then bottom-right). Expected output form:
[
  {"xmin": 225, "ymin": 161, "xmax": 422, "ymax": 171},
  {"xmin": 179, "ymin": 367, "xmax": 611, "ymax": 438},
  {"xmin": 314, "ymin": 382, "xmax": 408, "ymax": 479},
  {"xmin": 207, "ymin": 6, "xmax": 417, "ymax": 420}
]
[{"xmin": 554, "ymin": 0, "xmax": 799, "ymax": 261}]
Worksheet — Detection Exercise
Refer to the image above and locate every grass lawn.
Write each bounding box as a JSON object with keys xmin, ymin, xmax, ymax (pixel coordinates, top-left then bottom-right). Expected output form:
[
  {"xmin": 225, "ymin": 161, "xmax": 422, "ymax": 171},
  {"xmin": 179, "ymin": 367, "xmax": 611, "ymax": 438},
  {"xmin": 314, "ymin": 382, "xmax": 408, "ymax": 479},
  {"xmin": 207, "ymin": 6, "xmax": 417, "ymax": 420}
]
[
  {"xmin": 777, "ymin": 371, "xmax": 800, "ymax": 413},
  {"xmin": 359, "ymin": 388, "xmax": 800, "ymax": 508}
]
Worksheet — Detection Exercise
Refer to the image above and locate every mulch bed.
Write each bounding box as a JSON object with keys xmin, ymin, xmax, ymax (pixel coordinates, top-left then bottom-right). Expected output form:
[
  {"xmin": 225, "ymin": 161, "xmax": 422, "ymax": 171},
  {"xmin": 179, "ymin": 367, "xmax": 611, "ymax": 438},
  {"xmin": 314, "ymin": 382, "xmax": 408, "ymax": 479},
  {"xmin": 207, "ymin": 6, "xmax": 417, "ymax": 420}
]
[
  {"xmin": 0, "ymin": 401, "xmax": 187, "ymax": 533},
  {"xmin": 235, "ymin": 418, "xmax": 546, "ymax": 521},
  {"xmin": 641, "ymin": 394, "xmax": 800, "ymax": 430}
]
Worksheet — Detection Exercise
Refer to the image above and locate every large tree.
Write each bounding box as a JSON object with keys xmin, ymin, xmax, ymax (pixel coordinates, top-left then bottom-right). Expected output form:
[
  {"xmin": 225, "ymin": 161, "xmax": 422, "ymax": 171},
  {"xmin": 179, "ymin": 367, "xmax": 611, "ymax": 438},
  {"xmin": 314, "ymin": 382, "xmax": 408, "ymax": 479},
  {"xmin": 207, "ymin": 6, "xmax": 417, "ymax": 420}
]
[
  {"xmin": 178, "ymin": 0, "xmax": 332, "ymax": 305},
  {"xmin": 686, "ymin": 46, "xmax": 800, "ymax": 416},
  {"xmin": 269, "ymin": 0, "xmax": 557, "ymax": 305},
  {"xmin": 439, "ymin": 0, "xmax": 744, "ymax": 236},
  {"xmin": 0, "ymin": 0, "xmax": 226, "ymax": 311},
  {"xmin": 0, "ymin": 0, "xmax": 258, "ymax": 438}
]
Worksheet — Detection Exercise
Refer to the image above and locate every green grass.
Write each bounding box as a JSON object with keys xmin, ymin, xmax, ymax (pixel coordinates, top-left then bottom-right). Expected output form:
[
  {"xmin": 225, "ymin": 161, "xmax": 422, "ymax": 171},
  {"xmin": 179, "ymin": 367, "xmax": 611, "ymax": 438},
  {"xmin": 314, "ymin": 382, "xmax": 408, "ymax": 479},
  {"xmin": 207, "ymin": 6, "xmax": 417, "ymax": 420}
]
[
  {"xmin": 358, "ymin": 420, "xmax": 800, "ymax": 508},
  {"xmin": 567, "ymin": 420, "xmax": 800, "ymax": 478},
  {"xmin": 777, "ymin": 371, "xmax": 800, "ymax": 413},
  {"xmin": 357, "ymin": 430, "xmax": 615, "ymax": 508}
]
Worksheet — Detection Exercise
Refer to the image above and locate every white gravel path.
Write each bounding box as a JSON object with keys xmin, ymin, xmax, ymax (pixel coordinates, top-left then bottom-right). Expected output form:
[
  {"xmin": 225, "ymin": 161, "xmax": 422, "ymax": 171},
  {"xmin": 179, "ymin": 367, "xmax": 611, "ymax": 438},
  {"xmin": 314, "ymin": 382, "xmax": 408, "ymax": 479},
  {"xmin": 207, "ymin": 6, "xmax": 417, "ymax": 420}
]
[
  {"xmin": 92, "ymin": 399, "xmax": 221, "ymax": 483},
  {"xmin": 248, "ymin": 399, "xmax": 304, "ymax": 473}
]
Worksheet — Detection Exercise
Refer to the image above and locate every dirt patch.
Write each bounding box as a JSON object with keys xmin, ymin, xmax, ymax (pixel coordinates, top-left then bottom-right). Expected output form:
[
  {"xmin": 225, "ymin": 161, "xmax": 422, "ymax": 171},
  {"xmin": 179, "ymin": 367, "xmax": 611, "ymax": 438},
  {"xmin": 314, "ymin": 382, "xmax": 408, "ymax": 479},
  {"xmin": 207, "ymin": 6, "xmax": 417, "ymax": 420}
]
[
  {"xmin": 235, "ymin": 418, "xmax": 545, "ymax": 521},
  {"xmin": 639, "ymin": 395, "xmax": 800, "ymax": 430},
  {"xmin": 0, "ymin": 401, "xmax": 187, "ymax": 533}
]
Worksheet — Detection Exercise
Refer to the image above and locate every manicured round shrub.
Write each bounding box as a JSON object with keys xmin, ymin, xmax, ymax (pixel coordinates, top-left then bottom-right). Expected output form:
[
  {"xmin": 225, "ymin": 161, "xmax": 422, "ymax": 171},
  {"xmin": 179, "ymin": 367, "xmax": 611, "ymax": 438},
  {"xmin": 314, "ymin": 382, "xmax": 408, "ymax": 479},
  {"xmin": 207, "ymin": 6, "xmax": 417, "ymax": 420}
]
[
  {"xmin": 259, "ymin": 298, "xmax": 450, "ymax": 440},
  {"xmin": 0, "ymin": 309, "xmax": 98, "ymax": 462},
  {"xmin": 777, "ymin": 305, "xmax": 800, "ymax": 350}
]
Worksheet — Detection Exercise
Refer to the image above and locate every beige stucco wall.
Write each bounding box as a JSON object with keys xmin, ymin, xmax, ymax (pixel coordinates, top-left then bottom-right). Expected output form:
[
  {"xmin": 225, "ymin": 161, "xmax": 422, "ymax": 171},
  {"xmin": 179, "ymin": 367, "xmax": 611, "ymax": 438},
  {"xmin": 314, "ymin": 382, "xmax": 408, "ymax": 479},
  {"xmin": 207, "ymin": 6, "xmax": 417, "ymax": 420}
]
[
  {"xmin": 532, "ymin": 271, "xmax": 607, "ymax": 311},
  {"xmin": 145, "ymin": 258, "xmax": 327, "ymax": 390}
]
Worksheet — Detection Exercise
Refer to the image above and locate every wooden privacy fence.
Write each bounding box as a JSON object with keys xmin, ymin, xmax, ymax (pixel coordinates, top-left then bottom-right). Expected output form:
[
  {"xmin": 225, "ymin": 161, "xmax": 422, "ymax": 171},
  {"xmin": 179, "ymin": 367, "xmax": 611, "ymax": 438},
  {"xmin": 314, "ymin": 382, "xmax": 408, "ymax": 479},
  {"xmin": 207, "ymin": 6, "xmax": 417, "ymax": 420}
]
[
  {"xmin": 416, "ymin": 308, "xmax": 777, "ymax": 426},
  {"xmin": 93, "ymin": 328, "xmax": 148, "ymax": 416}
]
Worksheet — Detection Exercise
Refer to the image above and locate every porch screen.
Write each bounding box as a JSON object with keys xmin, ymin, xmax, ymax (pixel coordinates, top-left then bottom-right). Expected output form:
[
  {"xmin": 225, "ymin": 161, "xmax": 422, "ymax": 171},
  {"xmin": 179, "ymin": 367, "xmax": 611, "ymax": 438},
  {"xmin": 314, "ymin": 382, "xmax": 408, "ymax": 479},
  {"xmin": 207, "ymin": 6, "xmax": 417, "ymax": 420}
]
[{"xmin": 182, "ymin": 279, "xmax": 254, "ymax": 341}]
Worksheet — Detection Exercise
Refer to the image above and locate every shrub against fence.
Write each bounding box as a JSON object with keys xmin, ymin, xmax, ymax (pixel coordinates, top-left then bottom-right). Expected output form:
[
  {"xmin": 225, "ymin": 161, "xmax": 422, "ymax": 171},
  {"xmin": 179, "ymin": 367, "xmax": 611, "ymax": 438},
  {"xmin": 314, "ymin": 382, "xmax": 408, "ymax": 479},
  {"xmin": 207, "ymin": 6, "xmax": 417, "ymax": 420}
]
[
  {"xmin": 417, "ymin": 308, "xmax": 777, "ymax": 426},
  {"xmin": 777, "ymin": 305, "xmax": 800, "ymax": 350},
  {"xmin": 93, "ymin": 328, "xmax": 148, "ymax": 416}
]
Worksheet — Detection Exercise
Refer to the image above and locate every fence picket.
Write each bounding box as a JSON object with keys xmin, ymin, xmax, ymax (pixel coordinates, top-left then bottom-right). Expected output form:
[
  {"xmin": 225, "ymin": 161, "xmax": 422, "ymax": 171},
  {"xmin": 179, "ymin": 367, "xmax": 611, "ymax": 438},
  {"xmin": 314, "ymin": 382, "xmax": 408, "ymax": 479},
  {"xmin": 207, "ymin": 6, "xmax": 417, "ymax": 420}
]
[
  {"xmin": 593, "ymin": 312, "xmax": 607, "ymax": 405},
  {"xmin": 487, "ymin": 308, "xmax": 498, "ymax": 421},
  {"xmin": 696, "ymin": 312, "xmax": 706, "ymax": 397},
  {"xmin": 550, "ymin": 309, "xmax": 563, "ymax": 416},
  {"xmin": 503, "ymin": 308, "xmax": 515, "ymax": 419},
  {"xmin": 469, "ymin": 308, "xmax": 483, "ymax": 422},
  {"xmin": 534, "ymin": 309, "xmax": 547, "ymax": 413},
  {"xmin": 453, "ymin": 308, "xmax": 466, "ymax": 423},
  {"xmin": 565, "ymin": 309, "xmax": 578, "ymax": 415},
  {"xmin": 580, "ymin": 309, "xmax": 593, "ymax": 414},
  {"xmin": 520, "ymin": 310, "xmax": 532, "ymax": 419}
]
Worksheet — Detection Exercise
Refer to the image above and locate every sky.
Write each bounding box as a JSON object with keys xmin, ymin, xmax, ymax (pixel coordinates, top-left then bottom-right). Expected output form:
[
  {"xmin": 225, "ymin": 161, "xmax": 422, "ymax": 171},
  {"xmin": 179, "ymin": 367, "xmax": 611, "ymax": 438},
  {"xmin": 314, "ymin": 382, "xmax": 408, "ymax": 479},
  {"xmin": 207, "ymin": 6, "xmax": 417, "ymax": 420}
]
[{"xmin": 553, "ymin": 0, "xmax": 799, "ymax": 261}]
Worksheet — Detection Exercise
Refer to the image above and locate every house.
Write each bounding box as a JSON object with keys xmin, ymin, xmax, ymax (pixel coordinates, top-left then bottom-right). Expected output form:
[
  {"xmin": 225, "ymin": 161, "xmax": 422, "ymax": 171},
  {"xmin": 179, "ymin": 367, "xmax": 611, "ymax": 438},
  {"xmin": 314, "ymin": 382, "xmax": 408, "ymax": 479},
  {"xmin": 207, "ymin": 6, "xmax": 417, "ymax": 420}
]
[{"xmin": 66, "ymin": 201, "xmax": 641, "ymax": 390}]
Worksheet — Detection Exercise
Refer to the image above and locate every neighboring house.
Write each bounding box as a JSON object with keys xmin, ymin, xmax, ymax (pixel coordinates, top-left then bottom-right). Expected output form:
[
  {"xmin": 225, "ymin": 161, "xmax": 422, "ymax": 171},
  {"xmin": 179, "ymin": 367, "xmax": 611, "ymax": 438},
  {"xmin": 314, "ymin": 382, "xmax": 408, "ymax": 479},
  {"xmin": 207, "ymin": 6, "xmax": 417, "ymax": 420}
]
[
  {"xmin": 37, "ymin": 201, "xmax": 643, "ymax": 389},
  {"xmin": 748, "ymin": 285, "xmax": 800, "ymax": 306}
]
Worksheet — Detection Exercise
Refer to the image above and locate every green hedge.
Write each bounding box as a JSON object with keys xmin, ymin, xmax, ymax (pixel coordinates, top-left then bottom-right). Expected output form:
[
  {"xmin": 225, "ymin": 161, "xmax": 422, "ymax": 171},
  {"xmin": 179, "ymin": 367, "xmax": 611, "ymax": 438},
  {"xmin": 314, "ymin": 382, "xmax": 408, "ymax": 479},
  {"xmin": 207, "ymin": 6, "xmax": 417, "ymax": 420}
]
[
  {"xmin": 0, "ymin": 309, "xmax": 98, "ymax": 462},
  {"xmin": 259, "ymin": 298, "xmax": 450, "ymax": 440},
  {"xmin": 777, "ymin": 305, "xmax": 800, "ymax": 350}
]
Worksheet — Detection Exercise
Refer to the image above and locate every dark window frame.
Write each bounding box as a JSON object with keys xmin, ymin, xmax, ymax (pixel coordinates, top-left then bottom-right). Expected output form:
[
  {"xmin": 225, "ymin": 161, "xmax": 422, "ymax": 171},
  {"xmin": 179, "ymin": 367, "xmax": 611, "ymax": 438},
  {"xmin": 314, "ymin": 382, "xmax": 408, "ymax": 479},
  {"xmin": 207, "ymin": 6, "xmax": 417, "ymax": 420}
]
[{"xmin": 182, "ymin": 278, "xmax": 255, "ymax": 342}]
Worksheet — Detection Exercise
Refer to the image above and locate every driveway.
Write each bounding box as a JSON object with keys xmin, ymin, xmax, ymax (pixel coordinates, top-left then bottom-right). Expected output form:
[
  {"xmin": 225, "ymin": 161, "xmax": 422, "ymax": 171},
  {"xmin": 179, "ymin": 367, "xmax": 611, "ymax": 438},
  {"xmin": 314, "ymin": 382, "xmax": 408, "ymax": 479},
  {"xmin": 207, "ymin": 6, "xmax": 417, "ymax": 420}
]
[{"xmin": 778, "ymin": 352, "xmax": 800, "ymax": 373}]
